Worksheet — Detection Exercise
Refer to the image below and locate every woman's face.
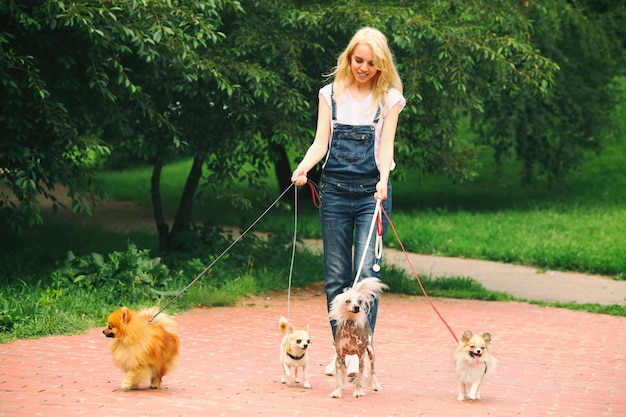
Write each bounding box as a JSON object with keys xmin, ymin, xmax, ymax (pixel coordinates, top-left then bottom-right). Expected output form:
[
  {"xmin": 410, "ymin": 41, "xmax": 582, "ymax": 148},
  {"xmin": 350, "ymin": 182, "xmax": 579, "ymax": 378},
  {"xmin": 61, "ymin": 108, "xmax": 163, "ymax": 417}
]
[{"xmin": 350, "ymin": 43, "xmax": 378, "ymax": 88}]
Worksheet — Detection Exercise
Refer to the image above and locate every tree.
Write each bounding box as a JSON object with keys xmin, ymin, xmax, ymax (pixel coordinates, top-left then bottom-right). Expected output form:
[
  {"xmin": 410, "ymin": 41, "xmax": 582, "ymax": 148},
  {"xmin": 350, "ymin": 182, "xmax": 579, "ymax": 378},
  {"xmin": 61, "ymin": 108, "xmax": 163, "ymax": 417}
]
[
  {"xmin": 0, "ymin": 0, "xmax": 241, "ymax": 234},
  {"xmin": 475, "ymin": 0, "xmax": 626, "ymax": 183},
  {"xmin": 4, "ymin": 0, "xmax": 584, "ymax": 251}
]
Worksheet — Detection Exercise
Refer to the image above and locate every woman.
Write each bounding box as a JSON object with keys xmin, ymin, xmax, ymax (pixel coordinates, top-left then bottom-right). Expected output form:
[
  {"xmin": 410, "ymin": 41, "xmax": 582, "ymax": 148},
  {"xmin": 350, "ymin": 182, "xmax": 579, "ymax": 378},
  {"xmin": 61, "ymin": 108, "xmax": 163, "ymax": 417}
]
[{"xmin": 291, "ymin": 27, "xmax": 406, "ymax": 375}]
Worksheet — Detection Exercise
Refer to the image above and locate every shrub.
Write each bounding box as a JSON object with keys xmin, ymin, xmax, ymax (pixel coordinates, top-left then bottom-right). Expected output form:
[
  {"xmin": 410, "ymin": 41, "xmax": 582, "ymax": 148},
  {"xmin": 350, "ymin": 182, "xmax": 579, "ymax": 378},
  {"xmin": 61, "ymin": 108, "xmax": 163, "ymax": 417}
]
[{"xmin": 49, "ymin": 242, "xmax": 171, "ymax": 305}]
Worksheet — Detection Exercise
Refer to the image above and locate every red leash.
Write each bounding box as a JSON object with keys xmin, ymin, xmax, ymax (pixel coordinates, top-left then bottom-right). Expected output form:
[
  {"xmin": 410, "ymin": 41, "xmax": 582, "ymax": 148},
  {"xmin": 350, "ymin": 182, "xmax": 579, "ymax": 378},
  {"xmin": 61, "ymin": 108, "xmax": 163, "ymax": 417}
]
[{"xmin": 380, "ymin": 205, "xmax": 459, "ymax": 344}]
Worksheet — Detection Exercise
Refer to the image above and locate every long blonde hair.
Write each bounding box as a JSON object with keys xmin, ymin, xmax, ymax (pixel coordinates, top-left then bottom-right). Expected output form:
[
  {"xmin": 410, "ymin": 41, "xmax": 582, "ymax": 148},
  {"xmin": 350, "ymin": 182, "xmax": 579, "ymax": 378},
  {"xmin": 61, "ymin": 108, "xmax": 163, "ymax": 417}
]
[{"xmin": 329, "ymin": 27, "xmax": 403, "ymax": 116}]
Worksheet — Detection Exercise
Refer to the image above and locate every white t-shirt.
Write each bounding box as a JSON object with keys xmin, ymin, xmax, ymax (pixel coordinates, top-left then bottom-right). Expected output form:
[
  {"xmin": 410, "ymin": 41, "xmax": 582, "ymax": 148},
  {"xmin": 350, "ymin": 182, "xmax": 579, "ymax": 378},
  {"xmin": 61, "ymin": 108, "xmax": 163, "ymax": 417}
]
[{"xmin": 319, "ymin": 83, "xmax": 406, "ymax": 171}]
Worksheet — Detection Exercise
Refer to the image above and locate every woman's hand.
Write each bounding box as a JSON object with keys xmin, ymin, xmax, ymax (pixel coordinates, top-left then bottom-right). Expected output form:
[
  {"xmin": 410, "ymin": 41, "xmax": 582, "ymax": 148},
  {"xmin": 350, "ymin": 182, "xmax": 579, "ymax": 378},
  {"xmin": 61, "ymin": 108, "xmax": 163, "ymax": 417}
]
[
  {"xmin": 374, "ymin": 181, "xmax": 388, "ymax": 201},
  {"xmin": 291, "ymin": 168, "xmax": 308, "ymax": 186}
]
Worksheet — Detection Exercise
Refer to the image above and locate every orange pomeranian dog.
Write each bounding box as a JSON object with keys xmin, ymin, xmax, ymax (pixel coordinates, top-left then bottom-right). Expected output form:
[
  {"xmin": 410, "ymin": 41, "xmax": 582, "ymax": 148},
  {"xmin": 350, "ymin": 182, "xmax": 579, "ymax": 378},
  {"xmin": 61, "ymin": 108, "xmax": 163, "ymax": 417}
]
[
  {"xmin": 103, "ymin": 306, "xmax": 180, "ymax": 390},
  {"xmin": 454, "ymin": 330, "xmax": 498, "ymax": 401}
]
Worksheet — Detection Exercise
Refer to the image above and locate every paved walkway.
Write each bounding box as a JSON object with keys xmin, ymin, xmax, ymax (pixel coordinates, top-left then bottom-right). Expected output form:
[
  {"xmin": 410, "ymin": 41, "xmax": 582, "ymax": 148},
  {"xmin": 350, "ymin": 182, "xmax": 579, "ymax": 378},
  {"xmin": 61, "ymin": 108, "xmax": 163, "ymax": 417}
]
[
  {"xmin": 1, "ymin": 284, "xmax": 625, "ymax": 417},
  {"xmin": 303, "ymin": 239, "xmax": 626, "ymax": 306}
]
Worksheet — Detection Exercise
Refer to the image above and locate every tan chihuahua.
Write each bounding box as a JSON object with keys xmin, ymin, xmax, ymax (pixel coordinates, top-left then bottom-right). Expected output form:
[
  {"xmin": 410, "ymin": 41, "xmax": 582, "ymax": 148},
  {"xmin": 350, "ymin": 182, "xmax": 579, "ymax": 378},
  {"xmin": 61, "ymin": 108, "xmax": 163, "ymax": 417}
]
[{"xmin": 279, "ymin": 316, "xmax": 311, "ymax": 389}]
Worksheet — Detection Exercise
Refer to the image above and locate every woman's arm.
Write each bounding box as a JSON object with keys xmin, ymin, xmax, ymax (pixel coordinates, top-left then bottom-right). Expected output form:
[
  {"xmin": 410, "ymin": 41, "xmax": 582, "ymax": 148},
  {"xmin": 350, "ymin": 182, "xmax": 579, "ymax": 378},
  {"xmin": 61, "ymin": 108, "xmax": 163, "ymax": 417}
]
[
  {"xmin": 291, "ymin": 97, "xmax": 332, "ymax": 186},
  {"xmin": 375, "ymin": 101, "xmax": 401, "ymax": 200}
]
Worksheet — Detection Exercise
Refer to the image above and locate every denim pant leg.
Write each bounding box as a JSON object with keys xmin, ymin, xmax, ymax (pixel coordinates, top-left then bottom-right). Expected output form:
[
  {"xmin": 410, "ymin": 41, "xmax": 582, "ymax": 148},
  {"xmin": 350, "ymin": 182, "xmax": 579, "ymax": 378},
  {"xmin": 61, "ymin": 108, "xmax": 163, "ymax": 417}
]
[
  {"xmin": 320, "ymin": 183, "xmax": 355, "ymax": 341},
  {"xmin": 353, "ymin": 182, "xmax": 392, "ymax": 336}
]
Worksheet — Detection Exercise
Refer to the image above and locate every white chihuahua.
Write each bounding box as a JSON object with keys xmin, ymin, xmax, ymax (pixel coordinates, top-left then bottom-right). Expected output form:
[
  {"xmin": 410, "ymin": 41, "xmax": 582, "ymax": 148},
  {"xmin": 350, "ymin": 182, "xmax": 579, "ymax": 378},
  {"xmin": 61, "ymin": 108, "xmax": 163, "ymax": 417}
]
[{"xmin": 454, "ymin": 330, "xmax": 498, "ymax": 401}]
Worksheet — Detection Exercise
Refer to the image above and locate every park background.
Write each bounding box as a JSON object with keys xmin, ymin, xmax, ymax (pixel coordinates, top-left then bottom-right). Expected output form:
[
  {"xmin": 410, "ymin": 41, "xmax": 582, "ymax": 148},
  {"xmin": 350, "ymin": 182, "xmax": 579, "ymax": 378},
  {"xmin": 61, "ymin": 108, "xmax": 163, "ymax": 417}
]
[{"xmin": 1, "ymin": 0, "xmax": 625, "ymax": 342}]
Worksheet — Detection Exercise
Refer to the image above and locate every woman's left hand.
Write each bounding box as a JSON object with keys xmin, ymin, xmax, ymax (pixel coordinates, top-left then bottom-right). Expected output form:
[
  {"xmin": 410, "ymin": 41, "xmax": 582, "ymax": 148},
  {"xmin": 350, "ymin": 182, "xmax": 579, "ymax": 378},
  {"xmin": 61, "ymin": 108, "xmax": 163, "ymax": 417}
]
[{"xmin": 374, "ymin": 181, "xmax": 388, "ymax": 201}]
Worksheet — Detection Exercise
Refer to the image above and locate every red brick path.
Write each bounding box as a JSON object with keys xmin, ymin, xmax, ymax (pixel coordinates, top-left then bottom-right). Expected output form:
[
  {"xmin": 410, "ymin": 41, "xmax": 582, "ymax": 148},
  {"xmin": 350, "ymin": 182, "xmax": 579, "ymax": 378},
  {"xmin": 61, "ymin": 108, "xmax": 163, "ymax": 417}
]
[{"xmin": 1, "ymin": 287, "xmax": 625, "ymax": 416}]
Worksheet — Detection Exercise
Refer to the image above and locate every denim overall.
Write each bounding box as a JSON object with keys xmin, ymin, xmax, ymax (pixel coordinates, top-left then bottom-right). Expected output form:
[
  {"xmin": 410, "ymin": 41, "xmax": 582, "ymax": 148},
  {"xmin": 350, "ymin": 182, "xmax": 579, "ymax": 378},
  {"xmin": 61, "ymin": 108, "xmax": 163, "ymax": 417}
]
[{"xmin": 321, "ymin": 88, "xmax": 392, "ymax": 340}]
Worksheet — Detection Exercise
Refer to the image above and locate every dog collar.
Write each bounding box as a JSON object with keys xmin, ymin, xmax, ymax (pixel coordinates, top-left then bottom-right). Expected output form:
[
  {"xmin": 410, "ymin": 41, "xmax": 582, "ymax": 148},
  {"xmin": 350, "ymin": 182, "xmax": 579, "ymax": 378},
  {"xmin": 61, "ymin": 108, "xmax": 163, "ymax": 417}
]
[{"xmin": 287, "ymin": 352, "xmax": 305, "ymax": 361}]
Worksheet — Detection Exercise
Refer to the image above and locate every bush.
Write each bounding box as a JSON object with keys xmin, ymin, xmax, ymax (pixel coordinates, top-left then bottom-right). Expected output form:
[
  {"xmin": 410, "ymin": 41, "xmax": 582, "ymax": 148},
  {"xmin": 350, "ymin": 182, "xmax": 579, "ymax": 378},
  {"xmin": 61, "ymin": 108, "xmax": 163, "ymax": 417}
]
[{"xmin": 49, "ymin": 242, "xmax": 171, "ymax": 305}]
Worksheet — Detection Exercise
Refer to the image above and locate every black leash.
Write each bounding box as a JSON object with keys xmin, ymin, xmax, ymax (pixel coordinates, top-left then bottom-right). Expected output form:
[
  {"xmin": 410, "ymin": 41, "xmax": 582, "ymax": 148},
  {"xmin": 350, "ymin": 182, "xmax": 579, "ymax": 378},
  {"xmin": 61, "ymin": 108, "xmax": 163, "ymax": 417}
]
[{"xmin": 149, "ymin": 183, "xmax": 295, "ymax": 322}]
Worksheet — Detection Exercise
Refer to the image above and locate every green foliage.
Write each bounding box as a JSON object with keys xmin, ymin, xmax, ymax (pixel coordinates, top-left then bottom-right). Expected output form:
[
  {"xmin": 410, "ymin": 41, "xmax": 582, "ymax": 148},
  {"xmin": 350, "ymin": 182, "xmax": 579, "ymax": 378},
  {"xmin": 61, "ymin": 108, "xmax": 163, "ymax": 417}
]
[
  {"xmin": 0, "ymin": 0, "xmax": 241, "ymax": 231},
  {"xmin": 0, "ymin": 312, "xmax": 14, "ymax": 333},
  {"xmin": 49, "ymin": 243, "xmax": 171, "ymax": 305},
  {"xmin": 2, "ymin": 0, "xmax": 562, "ymax": 239},
  {"xmin": 179, "ymin": 275, "xmax": 258, "ymax": 309},
  {"xmin": 476, "ymin": 0, "xmax": 625, "ymax": 183},
  {"xmin": 0, "ymin": 220, "xmax": 327, "ymax": 342},
  {"xmin": 387, "ymin": 207, "xmax": 626, "ymax": 278},
  {"xmin": 386, "ymin": 115, "xmax": 626, "ymax": 278},
  {"xmin": 0, "ymin": 279, "xmax": 111, "ymax": 342},
  {"xmin": 164, "ymin": 222, "xmax": 322, "ymax": 289}
]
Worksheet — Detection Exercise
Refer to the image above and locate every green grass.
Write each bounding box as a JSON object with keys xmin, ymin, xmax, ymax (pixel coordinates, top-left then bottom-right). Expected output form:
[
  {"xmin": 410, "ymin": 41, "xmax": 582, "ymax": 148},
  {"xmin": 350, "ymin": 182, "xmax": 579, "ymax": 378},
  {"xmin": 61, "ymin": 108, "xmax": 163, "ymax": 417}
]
[{"xmin": 387, "ymin": 206, "xmax": 626, "ymax": 278}]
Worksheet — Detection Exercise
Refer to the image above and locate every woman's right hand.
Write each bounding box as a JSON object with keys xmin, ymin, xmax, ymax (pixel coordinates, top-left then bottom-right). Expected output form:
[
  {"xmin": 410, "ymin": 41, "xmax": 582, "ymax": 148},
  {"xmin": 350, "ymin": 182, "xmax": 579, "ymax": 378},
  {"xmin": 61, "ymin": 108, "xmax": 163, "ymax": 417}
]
[{"xmin": 291, "ymin": 168, "xmax": 308, "ymax": 186}]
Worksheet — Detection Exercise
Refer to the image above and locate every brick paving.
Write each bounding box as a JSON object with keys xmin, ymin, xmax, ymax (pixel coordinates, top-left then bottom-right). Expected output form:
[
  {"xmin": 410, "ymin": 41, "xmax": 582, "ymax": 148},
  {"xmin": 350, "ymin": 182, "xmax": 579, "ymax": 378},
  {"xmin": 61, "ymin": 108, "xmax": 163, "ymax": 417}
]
[{"xmin": 1, "ymin": 285, "xmax": 624, "ymax": 417}]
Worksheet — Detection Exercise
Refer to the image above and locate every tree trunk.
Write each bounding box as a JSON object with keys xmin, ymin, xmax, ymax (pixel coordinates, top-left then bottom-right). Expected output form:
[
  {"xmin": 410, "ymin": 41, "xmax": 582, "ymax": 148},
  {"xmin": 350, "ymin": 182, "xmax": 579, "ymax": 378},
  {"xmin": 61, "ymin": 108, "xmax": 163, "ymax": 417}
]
[
  {"xmin": 168, "ymin": 154, "xmax": 205, "ymax": 249},
  {"xmin": 151, "ymin": 156, "xmax": 170, "ymax": 254},
  {"xmin": 272, "ymin": 144, "xmax": 292, "ymax": 199},
  {"xmin": 272, "ymin": 143, "xmax": 322, "ymax": 205}
]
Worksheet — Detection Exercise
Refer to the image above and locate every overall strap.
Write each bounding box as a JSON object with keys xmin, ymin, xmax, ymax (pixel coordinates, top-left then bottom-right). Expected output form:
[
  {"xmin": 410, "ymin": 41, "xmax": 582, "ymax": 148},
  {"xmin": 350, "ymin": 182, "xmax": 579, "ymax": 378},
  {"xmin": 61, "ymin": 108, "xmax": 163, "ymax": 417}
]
[
  {"xmin": 331, "ymin": 84, "xmax": 337, "ymax": 122},
  {"xmin": 372, "ymin": 107, "xmax": 381, "ymax": 125},
  {"xmin": 373, "ymin": 93, "xmax": 385, "ymax": 125}
]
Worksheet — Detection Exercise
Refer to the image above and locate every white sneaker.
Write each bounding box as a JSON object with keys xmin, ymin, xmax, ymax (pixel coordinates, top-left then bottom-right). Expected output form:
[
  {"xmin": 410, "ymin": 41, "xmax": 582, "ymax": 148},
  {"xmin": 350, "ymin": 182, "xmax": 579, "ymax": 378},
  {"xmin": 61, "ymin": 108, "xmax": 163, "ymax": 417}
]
[
  {"xmin": 325, "ymin": 354, "xmax": 337, "ymax": 376},
  {"xmin": 326, "ymin": 354, "xmax": 360, "ymax": 379},
  {"xmin": 346, "ymin": 354, "xmax": 359, "ymax": 380}
]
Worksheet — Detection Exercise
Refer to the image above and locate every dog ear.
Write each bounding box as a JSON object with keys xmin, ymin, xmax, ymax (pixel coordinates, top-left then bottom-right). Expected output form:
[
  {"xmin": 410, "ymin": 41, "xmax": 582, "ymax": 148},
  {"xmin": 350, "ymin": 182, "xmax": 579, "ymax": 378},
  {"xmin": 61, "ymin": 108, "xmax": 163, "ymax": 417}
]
[
  {"xmin": 287, "ymin": 322, "xmax": 295, "ymax": 334},
  {"xmin": 482, "ymin": 332, "xmax": 492, "ymax": 343},
  {"xmin": 461, "ymin": 330, "xmax": 474, "ymax": 342},
  {"xmin": 121, "ymin": 306, "xmax": 131, "ymax": 324},
  {"xmin": 306, "ymin": 324, "xmax": 310, "ymax": 333}
]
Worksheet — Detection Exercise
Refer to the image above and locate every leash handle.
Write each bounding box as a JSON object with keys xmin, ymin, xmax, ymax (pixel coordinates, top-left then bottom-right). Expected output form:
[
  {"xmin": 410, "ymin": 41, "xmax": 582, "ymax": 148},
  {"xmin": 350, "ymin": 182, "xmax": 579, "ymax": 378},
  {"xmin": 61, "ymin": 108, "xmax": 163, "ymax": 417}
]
[
  {"xmin": 375, "ymin": 211, "xmax": 383, "ymax": 259},
  {"xmin": 352, "ymin": 198, "xmax": 382, "ymax": 289},
  {"xmin": 306, "ymin": 180, "xmax": 321, "ymax": 208}
]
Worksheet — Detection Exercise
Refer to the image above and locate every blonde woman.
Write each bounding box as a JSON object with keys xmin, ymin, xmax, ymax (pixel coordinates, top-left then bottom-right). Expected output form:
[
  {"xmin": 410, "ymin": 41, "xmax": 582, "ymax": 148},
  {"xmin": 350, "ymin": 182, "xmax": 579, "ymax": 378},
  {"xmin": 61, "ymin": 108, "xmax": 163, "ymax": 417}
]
[{"xmin": 291, "ymin": 27, "xmax": 406, "ymax": 376}]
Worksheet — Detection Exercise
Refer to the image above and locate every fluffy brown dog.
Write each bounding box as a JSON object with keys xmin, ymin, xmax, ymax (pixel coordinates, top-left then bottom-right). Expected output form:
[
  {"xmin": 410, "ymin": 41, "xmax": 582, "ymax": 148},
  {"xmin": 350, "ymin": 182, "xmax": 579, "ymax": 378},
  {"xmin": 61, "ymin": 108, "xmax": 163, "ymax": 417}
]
[
  {"xmin": 279, "ymin": 316, "xmax": 311, "ymax": 389},
  {"xmin": 454, "ymin": 330, "xmax": 498, "ymax": 401},
  {"xmin": 328, "ymin": 277, "xmax": 387, "ymax": 398},
  {"xmin": 103, "ymin": 306, "xmax": 180, "ymax": 390}
]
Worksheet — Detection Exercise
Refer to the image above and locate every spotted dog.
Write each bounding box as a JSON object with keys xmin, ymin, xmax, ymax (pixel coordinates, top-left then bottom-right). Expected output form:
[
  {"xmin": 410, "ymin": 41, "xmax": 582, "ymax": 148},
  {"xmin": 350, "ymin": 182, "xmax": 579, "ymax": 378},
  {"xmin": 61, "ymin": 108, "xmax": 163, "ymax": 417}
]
[{"xmin": 328, "ymin": 277, "xmax": 387, "ymax": 398}]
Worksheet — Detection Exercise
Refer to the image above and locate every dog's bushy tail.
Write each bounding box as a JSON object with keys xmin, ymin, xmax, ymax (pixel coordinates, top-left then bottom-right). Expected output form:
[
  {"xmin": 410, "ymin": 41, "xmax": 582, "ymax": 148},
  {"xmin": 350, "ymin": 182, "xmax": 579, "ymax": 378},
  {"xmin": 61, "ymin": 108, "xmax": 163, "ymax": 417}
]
[
  {"xmin": 139, "ymin": 307, "xmax": 178, "ymax": 335},
  {"xmin": 279, "ymin": 316, "xmax": 291, "ymax": 335}
]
